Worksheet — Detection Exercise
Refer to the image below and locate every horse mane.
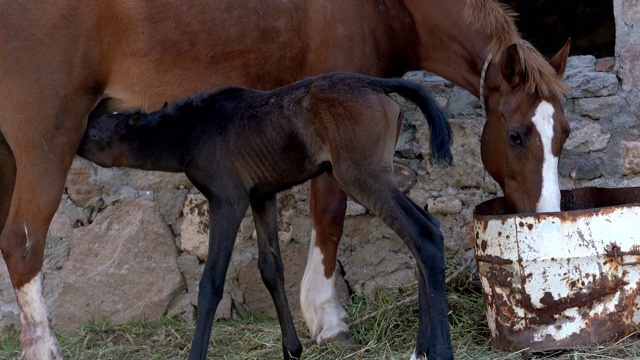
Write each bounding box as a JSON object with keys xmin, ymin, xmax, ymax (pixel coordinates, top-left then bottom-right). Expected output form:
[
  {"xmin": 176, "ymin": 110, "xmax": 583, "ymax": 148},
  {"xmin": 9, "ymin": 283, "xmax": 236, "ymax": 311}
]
[
  {"xmin": 156, "ymin": 86, "xmax": 249, "ymax": 122},
  {"xmin": 463, "ymin": 0, "xmax": 568, "ymax": 98}
]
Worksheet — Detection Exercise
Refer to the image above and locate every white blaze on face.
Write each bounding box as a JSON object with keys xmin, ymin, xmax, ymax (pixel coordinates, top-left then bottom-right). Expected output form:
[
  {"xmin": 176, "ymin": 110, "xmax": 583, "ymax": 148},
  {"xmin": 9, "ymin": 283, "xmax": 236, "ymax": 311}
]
[{"xmin": 531, "ymin": 101, "xmax": 561, "ymax": 212}]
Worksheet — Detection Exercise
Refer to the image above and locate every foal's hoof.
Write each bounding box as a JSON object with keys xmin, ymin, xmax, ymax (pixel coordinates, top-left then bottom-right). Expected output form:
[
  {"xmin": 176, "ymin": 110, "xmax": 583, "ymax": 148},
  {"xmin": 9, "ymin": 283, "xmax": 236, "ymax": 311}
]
[{"xmin": 319, "ymin": 331, "xmax": 353, "ymax": 345}]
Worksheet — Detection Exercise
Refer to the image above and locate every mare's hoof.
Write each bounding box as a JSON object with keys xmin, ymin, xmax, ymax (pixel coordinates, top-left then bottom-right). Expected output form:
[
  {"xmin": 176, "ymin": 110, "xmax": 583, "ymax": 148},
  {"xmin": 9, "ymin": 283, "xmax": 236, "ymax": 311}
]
[{"xmin": 320, "ymin": 331, "xmax": 353, "ymax": 345}]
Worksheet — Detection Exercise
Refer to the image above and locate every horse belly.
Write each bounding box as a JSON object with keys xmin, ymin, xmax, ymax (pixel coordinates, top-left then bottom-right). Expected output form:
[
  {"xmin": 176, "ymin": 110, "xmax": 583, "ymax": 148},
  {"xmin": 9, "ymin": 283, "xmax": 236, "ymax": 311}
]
[
  {"xmin": 247, "ymin": 161, "xmax": 329, "ymax": 195},
  {"xmin": 235, "ymin": 127, "xmax": 328, "ymax": 195}
]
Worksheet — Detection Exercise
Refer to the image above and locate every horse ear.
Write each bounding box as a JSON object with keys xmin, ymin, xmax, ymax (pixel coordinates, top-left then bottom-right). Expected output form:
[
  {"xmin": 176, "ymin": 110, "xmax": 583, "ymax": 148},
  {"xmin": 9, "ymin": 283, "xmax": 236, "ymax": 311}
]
[
  {"xmin": 162, "ymin": 101, "xmax": 168, "ymax": 110},
  {"xmin": 500, "ymin": 44, "xmax": 525, "ymax": 88},
  {"xmin": 549, "ymin": 38, "xmax": 571, "ymax": 77},
  {"xmin": 125, "ymin": 113, "xmax": 141, "ymax": 130}
]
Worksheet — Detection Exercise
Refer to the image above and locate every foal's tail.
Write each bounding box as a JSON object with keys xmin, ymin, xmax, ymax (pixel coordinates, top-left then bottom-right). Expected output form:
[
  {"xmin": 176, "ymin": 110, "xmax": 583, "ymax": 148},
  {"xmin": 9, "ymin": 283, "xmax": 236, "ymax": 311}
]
[{"xmin": 372, "ymin": 78, "xmax": 453, "ymax": 165}]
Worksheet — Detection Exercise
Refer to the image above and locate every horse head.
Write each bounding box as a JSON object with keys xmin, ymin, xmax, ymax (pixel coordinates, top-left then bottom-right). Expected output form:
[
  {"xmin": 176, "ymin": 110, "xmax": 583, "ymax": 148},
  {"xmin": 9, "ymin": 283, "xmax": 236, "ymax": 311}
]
[
  {"xmin": 78, "ymin": 112, "xmax": 149, "ymax": 169},
  {"xmin": 481, "ymin": 39, "xmax": 571, "ymax": 213},
  {"xmin": 79, "ymin": 98, "xmax": 209, "ymax": 173}
]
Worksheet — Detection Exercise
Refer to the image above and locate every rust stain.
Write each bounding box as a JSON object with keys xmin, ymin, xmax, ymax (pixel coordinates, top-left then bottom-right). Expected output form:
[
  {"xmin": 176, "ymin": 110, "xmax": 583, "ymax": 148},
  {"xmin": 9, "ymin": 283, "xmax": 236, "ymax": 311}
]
[
  {"xmin": 483, "ymin": 269, "xmax": 636, "ymax": 351},
  {"xmin": 537, "ymin": 275, "xmax": 627, "ymax": 317},
  {"xmin": 605, "ymin": 243, "xmax": 640, "ymax": 266},
  {"xmin": 481, "ymin": 261, "xmax": 633, "ymax": 351},
  {"xmin": 474, "ymin": 186, "xmax": 640, "ymax": 351},
  {"xmin": 475, "ymin": 254, "xmax": 513, "ymax": 265}
]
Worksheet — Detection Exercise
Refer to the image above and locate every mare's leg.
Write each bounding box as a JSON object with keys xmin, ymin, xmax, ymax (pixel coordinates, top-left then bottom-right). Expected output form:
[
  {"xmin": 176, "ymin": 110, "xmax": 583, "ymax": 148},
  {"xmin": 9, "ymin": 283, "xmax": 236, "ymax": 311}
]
[
  {"xmin": 0, "ymin": 133, "xmax": 16, "ymax": 231},
  {"xmin": 332, "ymin": 171, "xmax": 452, "ymax": 360},
  {"xmin": 189, "ymin": 191, "xmax": 249, "ymax": 360},
  {"xmin": 301, "ymin": 174, "xmax": 350, "ymax": 343},
  {"xmin": 251, "ymin": 194, "xmax": 302, "ymax": 359},
  {"xmin": 0, "ymin": 103, "xmax": 95, "ymax": 360}
]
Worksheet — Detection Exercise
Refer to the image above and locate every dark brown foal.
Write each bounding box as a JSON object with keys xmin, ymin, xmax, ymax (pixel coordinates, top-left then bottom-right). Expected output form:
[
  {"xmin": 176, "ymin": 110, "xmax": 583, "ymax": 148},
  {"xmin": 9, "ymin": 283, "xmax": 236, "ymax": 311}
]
[{"xmin": 77, "ymin": 73, "xmax": 454, "ymax": 359}]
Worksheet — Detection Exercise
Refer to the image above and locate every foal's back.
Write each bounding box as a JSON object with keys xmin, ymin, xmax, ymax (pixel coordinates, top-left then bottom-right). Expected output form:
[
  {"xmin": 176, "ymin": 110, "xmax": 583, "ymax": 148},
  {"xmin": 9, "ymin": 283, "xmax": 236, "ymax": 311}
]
[{"xmin": 185, "ymin": 74, "xmax": 403, "ymax": 195}]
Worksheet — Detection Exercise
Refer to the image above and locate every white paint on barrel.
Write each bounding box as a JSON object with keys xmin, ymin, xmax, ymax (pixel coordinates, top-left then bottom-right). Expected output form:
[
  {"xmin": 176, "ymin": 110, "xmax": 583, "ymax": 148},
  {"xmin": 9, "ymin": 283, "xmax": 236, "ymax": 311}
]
[{"xmin": 474, "ymin": 188, "xmax": 640, "ymax": 351}]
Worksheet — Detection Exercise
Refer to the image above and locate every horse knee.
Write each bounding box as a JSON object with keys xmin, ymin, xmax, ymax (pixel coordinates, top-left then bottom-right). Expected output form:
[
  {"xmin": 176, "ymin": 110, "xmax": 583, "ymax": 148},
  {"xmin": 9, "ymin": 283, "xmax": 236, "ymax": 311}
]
[
  {"xmin": 426, "ymin": 210, "xmax": 441, "ymax": 228},
  {"xmin": 422, "ymin": 230, "xmax": 445, "ymax": 266},
  {"xmin": 0, "ymin": 224, "xmax": 42, "ymax": 278},
  {"xmin": 431, "ymin": 228, "xmax": 445, "ymax": 252},
  {"xmin": 258, "ymin": 255, "xmax": 282, "ymax": 291},
  {"xmin": 414, "ymin": 215, "xmax": 445, "ymax": 253},
  {"xmin": 197, "ymin": 272, "xmax": 225, "ymax": 308}
]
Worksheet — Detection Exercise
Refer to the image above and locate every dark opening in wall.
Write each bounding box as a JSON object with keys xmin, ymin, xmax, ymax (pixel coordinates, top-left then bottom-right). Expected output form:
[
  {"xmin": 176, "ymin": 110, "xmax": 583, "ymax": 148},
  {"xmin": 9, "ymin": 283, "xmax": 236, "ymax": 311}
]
[{"xmin": 500, "ymin": 0, "xmax": 615, "ymax": 58}]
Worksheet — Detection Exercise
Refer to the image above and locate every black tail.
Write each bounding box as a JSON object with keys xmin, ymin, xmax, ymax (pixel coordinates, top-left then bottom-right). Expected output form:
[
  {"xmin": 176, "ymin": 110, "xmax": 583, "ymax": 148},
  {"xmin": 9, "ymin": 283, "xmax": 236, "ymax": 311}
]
[{"xmin": 371, "ymin": 78, "xmax": 453, "ymax": 165}]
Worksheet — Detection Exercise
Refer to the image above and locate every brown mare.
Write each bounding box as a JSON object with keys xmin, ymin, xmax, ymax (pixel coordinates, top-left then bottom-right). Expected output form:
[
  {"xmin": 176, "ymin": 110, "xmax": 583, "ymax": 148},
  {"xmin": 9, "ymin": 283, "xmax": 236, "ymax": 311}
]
[
  {"xmin": 77, "ymin": 72, "xmax": 454, "ymax": 359},
  {"xmin": 0, "ymin": 1, "xmax": 569, "ymax": 359}
]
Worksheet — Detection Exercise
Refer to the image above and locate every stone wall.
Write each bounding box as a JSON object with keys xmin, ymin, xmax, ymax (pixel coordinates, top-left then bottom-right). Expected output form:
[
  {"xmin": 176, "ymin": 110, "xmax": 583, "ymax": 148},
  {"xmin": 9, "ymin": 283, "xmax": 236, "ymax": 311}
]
[{"xmin": 1, "ymin": 0, "xmax": 639, "ymax": 334}]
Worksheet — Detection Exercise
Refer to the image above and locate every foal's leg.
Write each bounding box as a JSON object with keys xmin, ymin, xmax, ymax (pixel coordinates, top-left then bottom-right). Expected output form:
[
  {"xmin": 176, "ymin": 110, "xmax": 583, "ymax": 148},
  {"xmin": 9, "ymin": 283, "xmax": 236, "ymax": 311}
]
[
  {"xmin": 0, "ymin": 104, "xmax": 94, "ymax": 360},
  {"xmin": 189, "ymin": 192, "xmax": 249, "ymax": 360},
  {"xmin": 332, "ymin": 172, "xmax": 452, "ymax": 360},
  {"xmin": 406, "ymin": 199, "xmax": 445, "ymax": 360},
  {"xmin": 251, "ymin": 194, "xmax": 303, "ymax": 359},
  {"xmin": 301, "ymin": 174, "xmax": 350, "ymax": 344}
]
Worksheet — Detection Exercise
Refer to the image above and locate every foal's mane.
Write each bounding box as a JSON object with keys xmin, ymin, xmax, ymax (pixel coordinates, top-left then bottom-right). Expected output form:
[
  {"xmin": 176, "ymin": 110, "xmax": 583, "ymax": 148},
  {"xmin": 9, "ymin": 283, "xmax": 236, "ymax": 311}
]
[
  {"xmin": 463, "ymin": 0, "xmax": 567, "ymax": 98},
  {"xmin": 160, "ymin": 86, "xmax": 248, "ymax": 121}
]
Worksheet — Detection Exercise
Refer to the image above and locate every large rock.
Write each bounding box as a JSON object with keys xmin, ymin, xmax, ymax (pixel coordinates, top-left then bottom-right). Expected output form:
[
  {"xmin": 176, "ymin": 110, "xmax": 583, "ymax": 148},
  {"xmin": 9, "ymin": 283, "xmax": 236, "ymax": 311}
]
[
  {"xmin": 574, "ymin": 96, "xmax": 624, "ymax": 119},
  {"xmin": 564, "ymin": 55, "xmax": 595, "ymax": 77},
  {"xmin": 179, "ymin": 194, "xmax": 211, "ymax": 260},
  {"xmin": 415, "ymin": 116, "xmax": 485, "ymax": 190},
  {"xmin": 564, "ymin": 122, "xmax": 611, "ymax": 152},
  {"xmin": 66, "ymin": 157, "xmax": 107, "ymax": 208},
  {"xmin": 559, "ymin": 154, "xmax": 605, "ymax": 180},
  {"xmin": 427, "ymin": 196, "xmax": 463, "ymax": 215},
  {"xmin": 50, "ymin": 199, "xmax": 185, "ymax": 330},
  {"xmin": 619, "ymin": 44, "xmax": 640, "ymax": 91},
  {"xmin": 341, "ymin": 216, "xmax": 415, "ymax": 295},
  {"xmin": 123, "ymin": 168, "xmax": 193, "ymax": 192},
  {"xmin": 623, "ymin": 141, "xmax": 640, "ymax": 175},
  {"xmin": 565, "ymin": 72, "xmax": 619, "ymax": 98}
]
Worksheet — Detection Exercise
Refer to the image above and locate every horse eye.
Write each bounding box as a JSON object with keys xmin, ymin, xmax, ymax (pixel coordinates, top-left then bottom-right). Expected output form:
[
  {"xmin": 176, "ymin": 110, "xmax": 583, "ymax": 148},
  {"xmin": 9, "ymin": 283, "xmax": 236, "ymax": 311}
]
[{"xmin": 508, "ymin": 130, "xmax": 524, "ymax": 147}]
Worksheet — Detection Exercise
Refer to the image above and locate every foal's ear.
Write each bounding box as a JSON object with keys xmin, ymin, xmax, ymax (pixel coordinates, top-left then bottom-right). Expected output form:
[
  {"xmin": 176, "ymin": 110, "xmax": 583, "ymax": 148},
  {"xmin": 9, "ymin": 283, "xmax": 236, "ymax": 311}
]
[
  {"xmin": 549, "ymin": 38, "xmax": 571, "ymax": 77},
  {"xmin": 125, "ymin": 113, "xmax": 141, "ymax": 130},
  {"xmin": 500, "ymin": 44, "xmax": 524, "ymax": 88}
]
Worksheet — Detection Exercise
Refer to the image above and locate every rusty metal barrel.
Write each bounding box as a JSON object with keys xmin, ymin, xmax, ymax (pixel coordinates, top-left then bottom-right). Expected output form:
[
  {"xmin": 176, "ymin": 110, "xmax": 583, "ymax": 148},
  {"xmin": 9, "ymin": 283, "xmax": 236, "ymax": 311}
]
[{"xmin": 474, "ymin": 187, "xmax": 640, "ymax": 351}]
